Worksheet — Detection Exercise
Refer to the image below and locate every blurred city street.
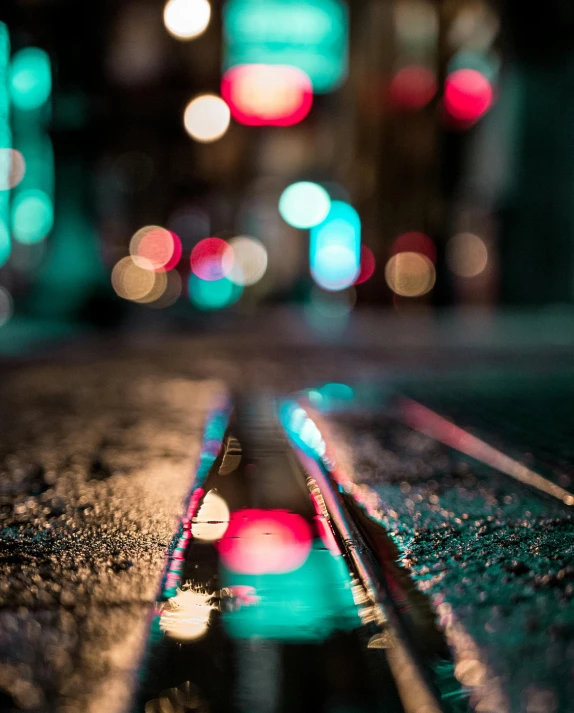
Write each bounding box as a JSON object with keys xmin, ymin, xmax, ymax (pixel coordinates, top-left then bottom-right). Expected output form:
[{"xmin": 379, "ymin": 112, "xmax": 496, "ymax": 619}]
[{"xmin": 2, "ymin": 0, "xmax": 574, "ymax": 711}]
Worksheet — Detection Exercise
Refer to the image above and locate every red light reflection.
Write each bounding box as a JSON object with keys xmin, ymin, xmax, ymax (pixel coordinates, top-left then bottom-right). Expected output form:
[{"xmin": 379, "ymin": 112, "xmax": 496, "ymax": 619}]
[
  {"xmin": 218, "ymin": 509, "xmax": 313, "ymax": 574},
  {"xmin": 190, "ymin": 237, "xmax": 234, "ymax": 281}
]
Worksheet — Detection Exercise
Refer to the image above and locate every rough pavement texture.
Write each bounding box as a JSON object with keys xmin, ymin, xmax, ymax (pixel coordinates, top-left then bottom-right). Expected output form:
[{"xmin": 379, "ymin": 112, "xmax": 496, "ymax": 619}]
[
  {"xmin": 0, "ymin": 356, "xmax": 225, "ymax": 713},
  {"xmin": 325, "ymin": 374, "xmax": 574, "ymax": 713}
]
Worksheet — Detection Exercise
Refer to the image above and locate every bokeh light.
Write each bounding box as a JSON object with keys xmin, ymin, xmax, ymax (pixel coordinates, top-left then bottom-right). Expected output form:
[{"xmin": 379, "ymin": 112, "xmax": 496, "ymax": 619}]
[
  {"xmin": 389, "ymin": 65, "xmax": 437, "ymax": 110},
  {"xmin": 133, "ymin": 269, "xmax": 168, "ymax": 304},
  {"xmin": 9, "ymin": 47, "xmax": 51, "ymax": 111},
  {"xmin": 183, "ymin": 95, "xmax": 231, "ymax": 143},
  {"xmin": 221, "ymin": 64, "xmax": 313, "ymax": 126},
  {"xmin": 148, "ymin": 270, "xmax": 182, "ymax": 308},
  {"xmin": 354, "ymin": 245, "xmax": 376, "ymax": 285},
  {"xmin": 392, "ymin": 231, "xmax": 436, "ymax": 263},
  {"xmin": 394, "ymin": 0, "xmax": 438, "ymax": 48},
  {"xmin": 188, "ymin": 273, "xmax": 242, "ymax": 310},
  {"xmin": 446, "ymin": 232, "xmax": 488, "ymax": 277},
  {"xmin": 0, "ymin": 286, "xmax": 13, "ymax": 327},
  {"xmin": 129, "ymin": 225, "xmax": 182, "ymax": 272},
  {"xmin": 225, "ymin": 235, "xmax": 268, "ymax": 286},
  {"xmin": 191, "ymin": 237, "xmax": 234, "ymax": 281},
  {"xmin": 0, "ymin": 149, "xmax": 26, "ymax": 191},
  {"xmin": 111, "ymin": 256, "xmax": 157, "ymax": 301},
  {"xmin": 11, "ymin": 189, "xmax": 53, "ymax": 244},
  {"xmin": 0, "ymin": 223, "xmax": 10, "ymax": 268},
  {"xmin": 444, "ymin": 68, "xmax": 493, "ymax": 123},
  {"xmin": 218, "ymin": 509, "xmax": 313, "ymax": 575},
  {"xmin": 223, "ymin": 0, "xmax": 349, "ymax": 93},
  {"xmin": 311, "ymin": 245, "xmax": 359, "ymax": 292},
  {"xmin": 278, "ymin": 182, "xmax": 331, "ymax": 230},
  {"xmin": 163, "ymin": 0, "xmax": 211, "ymax": 40},
  {"xmin": 385, "ymin": 251, "xmax": 436, "ymax": 297},
  {"xmin": 192, "ymin": 490, "xmax": 230, "ymax": 542},
  {"xmin": 310, "ymin": 201, "xmax": 361, "ymax": 291}
]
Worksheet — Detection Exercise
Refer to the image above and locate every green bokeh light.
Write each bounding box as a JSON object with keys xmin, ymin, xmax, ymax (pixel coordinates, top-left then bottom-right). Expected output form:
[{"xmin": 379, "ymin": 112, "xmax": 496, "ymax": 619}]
[
  {"xmin": 188, "ymin": 273, "xmax": 242, "ymax": 310},
  {"xmin": 0, "ymin": 221, "xmax": 10, "ymax": 266},
  {"xmin": 9, "ymin": 48, "xmax": 51, "ymax": 111},
  {"xmin": 11, "ymin": 189, "xmax": 53, "ymax": 244},
  {"xmin": 278, "ymin": 181, "xmax": 331, "ymax": 229}
]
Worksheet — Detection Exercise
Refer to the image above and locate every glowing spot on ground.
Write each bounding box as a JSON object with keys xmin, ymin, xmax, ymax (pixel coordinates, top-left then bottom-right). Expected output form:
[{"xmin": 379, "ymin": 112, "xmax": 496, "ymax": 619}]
[
  {"xmin": 163, "ymin": 0, "xmax": 211, "ymax": 40},
  {"xmin": 190, "ymin": 237, "xmax": 234, "ymax": 281},
  {"xmin": 9, "ymin": 47, "xmax": 51, "ymax": 111},
  {"xmin": 389, "ymin": 65, "xmax": 437, "ymax": 110},
  {"xmin": 278, "ymin": 182, "xmax": 331, "ymax": 229},
  {"xmin": 221, "ymin": 64, "xmax": 313, "ymax": 126},
  {"xmin": 219, "ymin": 509, "xmax": 313, "ymax": 575},
  {"xmin": 355, "ymin": 245, "xmax": 376, "ymax": 284},
  {"xmin": 385, "ymin": 251, "xmax": 436, "ymax": 297},
  {"xmin": 11, "ymin": 189, "xmax": 53, "ymax": 244},
  {"xmin": 111, "ymin": 256, "xmax": 156, "ymax": 301},
  {"xmin": 192, "ymin": 490, "xmax": 230, "ymax": 542},
  {"xmin": 392, "ymin": 231, "xmax": 436, "ymax": 263},
  {"xmin": 184, "ymin": 94, "xmax": 230, "ymax": 143},
  {"xmin": 188, "ymin": 273, "xmax": 242, "ymax": 310},
  {"xmin": 160, "ymin": 586, "xmax": 215, "ymax": 641},
  {"xmin": 224, "ymin": 235, "xmax": 268, "ymax": 286},
  {"xmin": 444, "ymin": 68, "xmax": 492, "ymax": 123},
  {"xmin": 446, "ymin": 232, "xmax": 488, "ymax": 277},
  {"xmin": 0, "ymin": 149, "xmax": 26, "ymax": 191},
  {"xmin": 130, "ymin": 225, "xmax": 182, "ymax": 272},
  {"xmin": 0, "ymin": 286, "xmax": 13, "ymax": 327}
]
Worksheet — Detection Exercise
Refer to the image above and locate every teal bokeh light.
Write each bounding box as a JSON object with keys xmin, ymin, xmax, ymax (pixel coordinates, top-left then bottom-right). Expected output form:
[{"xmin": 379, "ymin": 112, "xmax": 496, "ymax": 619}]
[
  {"xmin": 11, "ymin": 189, "xmax": 53, "ymax": 244},
  {"xmin": 310, "ymin": 200, "xmax": 361, "ymax": 291},
  {"xmin": 9, "ymin": 48, "xmax": 51, "ymax": 111},
  {"xmin": 188, "ymin": 273, "xmax": 242, "ymax": 310},
  {"xmin": 223, "ymin": 0, "xmax": 349, "ymax": 93},
  {"xmin": 278, "ymin": 181, "xmax": 331, "ymax": 229}
]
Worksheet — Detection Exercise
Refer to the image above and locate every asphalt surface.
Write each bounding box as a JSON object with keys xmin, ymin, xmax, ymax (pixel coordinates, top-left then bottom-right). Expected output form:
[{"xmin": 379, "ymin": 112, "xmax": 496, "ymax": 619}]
[{"xmin": 318, "ymin": 372, "xmax": 574, "ymax": 713}]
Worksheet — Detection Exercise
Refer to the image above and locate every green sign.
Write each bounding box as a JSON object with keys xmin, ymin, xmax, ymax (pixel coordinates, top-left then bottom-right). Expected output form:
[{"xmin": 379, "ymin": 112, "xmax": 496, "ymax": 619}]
[{"xmin": 223, "ymin": 0, "xmax": 348, "ymax": 93}]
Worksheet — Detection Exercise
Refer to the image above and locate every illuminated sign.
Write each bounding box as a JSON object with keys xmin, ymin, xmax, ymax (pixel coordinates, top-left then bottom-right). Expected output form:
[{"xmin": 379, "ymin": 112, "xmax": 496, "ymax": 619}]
[
  {"xmin": 221, "ymin": 64, "xmax": 313, "ymax": 126},
  {"xmin": 223, "ymin": 0, "xmax": 349, "ymax": 93}
]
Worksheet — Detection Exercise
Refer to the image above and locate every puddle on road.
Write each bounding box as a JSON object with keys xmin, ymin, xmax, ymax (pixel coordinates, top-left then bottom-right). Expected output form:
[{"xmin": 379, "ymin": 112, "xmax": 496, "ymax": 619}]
[{"xmin": 133, "ymin": 404, "xmax": 405, "ymax": 713}]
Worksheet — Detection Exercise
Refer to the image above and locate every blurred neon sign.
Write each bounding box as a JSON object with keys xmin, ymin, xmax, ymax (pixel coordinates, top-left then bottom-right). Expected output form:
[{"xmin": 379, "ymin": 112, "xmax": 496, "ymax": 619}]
[
  {"xmin": 221, "ymin": 64, "xmax": 313, "ymax": 126},
  {"xmin": 223, "ymin": 0, "xmax": 349, "ymax": 93}
]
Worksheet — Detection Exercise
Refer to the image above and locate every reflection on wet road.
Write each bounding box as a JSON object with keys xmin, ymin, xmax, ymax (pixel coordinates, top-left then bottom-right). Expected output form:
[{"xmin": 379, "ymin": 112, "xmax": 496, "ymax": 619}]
[{"xmin": 134, "ymin": 398, "xmax": 405, "ymax": 713}]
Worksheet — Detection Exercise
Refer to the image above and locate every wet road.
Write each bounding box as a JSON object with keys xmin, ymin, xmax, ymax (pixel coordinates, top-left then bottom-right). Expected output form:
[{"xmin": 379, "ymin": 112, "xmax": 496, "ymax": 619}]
[{"xmin": 1, "ymin": 330, "xmax": 574, "ymax": 712}]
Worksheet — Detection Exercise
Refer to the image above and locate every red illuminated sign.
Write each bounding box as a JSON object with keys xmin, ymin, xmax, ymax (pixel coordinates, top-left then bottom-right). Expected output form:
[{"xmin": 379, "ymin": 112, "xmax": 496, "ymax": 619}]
[{"xmin": 221, "ymin": 64, "xmax": 313, "ymax": 127}]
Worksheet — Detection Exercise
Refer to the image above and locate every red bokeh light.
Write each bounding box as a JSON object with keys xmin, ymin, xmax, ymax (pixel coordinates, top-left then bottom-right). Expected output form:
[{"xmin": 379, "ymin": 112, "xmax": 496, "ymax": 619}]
[
  {"xmin": 391, "ymin": 232, "xmax": 437, "ymax": 264},
  {"xmin": 132, "ymin": 227, "xmax": 182, "ymax": 272},
  {"xmin": 218, "ymin": 509, "xmax": 313, "ymax": 575},
  {"xmin": 389, "ymin": 66, "xmax": 437, "ymax": 111},
  {"xmin": 444, "ymin": 69, "xmax": 493, "ymax": 124},
  {"xmin": 221, "ymin": 64, "xmax": 313, "ymax": 127},
  {"xmin": 190, "ymin": 237, "xmax": 234, "ymax": 281},
  {"xmin": 354, "ymin": 245, "xmax": 376, "ymax": 285}
]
